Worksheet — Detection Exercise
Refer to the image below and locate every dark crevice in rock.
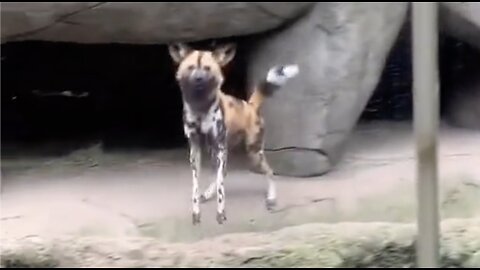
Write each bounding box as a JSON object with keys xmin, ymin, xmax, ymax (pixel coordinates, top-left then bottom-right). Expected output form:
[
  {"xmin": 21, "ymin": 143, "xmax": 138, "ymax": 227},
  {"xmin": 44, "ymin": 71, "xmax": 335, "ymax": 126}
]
[
  {"xmin": 251, "ymin": 3, "xmax": 288, "ymax": 22},
  {"xmin": 314, "ymin": 23, "xmax": 335, "ymax": 36},
  {"xmin": 265, "ymin": 146, "xmax": 328, "ymax": 156},
  {"xmin": 252, "ymin": 3, "xmax": 314, "ymax": 26},
  {"xmin": 5, "ymin": 2, "xmax": 107, "ymax": 42},
  {"xmin": 61, "ymin": 20, "xmax": 83, "ymax": 26},
  {"xmin": 265, "ymin": 147, "xmax": 331, "ymax": 170}
]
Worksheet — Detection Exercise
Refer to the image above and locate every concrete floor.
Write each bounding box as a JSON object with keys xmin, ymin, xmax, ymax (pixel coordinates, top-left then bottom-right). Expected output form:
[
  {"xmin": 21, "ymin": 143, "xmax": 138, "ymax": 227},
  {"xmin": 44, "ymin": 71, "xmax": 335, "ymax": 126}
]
[{"xmin": 1, "ymin": 121, "xmax": 479, "ymax": 243}]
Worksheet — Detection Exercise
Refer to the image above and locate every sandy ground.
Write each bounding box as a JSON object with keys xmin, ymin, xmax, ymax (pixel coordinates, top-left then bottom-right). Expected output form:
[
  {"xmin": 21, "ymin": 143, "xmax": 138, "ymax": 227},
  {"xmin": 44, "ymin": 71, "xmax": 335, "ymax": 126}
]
[{"xmin": 1, "ymin": 121, "xmax": 479, "ymax": 243}]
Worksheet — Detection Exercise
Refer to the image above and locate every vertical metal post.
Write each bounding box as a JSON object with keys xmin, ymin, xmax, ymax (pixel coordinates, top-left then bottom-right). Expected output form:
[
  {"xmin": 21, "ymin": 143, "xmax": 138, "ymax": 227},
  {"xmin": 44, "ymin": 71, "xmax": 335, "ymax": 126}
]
[{"xmin": 412, "ymin": 2, "xmax": 440, "ymax": 267}]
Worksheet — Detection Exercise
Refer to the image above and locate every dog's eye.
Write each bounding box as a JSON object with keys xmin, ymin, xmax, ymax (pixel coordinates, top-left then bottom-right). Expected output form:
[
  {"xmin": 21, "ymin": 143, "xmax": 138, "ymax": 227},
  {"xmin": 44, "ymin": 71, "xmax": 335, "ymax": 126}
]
[
  {"xmin": 188, "ymin": 65, "xmax": 195, "ymax": 70},
  {"xmin": 203, "ymin": 66, "xmax": 211, "ymax": 72}
]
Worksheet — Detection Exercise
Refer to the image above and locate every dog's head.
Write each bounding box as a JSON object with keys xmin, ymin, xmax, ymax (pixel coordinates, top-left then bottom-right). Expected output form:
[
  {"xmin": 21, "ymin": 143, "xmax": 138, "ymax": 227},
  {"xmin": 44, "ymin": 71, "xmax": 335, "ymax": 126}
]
[{"xmin": 168, "ymin": 43, "xmax": 236, "ymax": 105}]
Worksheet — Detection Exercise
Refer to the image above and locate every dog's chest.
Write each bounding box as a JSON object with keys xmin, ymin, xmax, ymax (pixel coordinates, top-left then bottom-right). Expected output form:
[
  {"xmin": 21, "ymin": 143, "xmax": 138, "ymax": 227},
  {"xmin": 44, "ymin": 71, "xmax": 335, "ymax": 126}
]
[
  {"xmin": 199, "ymin": 113, "xmax": 218, "ymax": 134},
  {"xmin": 184, "ymin": 104, "xmax": 224, "ymax": 138}
]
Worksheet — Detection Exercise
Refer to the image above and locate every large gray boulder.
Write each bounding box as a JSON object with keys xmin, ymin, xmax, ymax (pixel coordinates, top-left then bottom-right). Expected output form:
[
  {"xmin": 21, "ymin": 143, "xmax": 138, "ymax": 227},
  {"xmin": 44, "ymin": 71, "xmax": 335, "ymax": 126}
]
[
  {"xmin": 248, "ymin": 2, "xmax": 408, "ymax": 177},
  {"xmin": 0, "ymin": 2, "xmax": 312, "ymax": 44},
  {"xmin": 440, "ymin": 2, "xmax": 480, "ymax": 49}
]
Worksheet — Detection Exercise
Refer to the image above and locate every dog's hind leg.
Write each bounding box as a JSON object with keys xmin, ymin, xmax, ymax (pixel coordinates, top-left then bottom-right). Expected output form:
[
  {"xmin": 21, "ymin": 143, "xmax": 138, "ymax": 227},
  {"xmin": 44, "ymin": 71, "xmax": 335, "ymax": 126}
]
[
  {"xmin": 213, "ymin": 146, "xmax": 227, "ymax": 224},
  {"xmin": 248, "ymin": 150, "xmax": 277, "ymax": 211},
  {"xmin": 245, "ymin": 123, "xmax": 277, "ymax": 211},
  {"xmin": 200, "ymin": 181, "xmax": 216, "ymax": 203}
]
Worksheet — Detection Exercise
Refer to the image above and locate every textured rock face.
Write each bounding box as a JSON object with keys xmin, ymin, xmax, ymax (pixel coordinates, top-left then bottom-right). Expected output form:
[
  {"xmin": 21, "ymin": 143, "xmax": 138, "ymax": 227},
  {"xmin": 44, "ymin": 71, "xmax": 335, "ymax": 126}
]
[
  {"xmin": 0, "ymin": 2, "xmax": 312, "ymax": 44},
  {"xmin": 248, "ymin": 2, "xmax": 408, "ymax": 177},
  {"xmin": 441, "ymin": 2, "xmax": 480, "ymax": 49}
]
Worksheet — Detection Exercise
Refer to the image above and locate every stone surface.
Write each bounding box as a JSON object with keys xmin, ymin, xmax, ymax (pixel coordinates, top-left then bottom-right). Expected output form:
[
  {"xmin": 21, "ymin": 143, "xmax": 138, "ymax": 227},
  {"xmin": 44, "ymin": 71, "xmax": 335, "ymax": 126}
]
[
  {"xmin": 440, "ymin": 2, "xmax": 480, "ymax": 49},
  {"xmin": 2, "ymin": 122, "xmax": 480, "ymax": 242},
  {"xmin": 247, "ymin": 2, "xmax": 408, "ymax": 177},
  {"xmin": 0, "ymin": 2, "xmax": 312, "ymax": 44}
]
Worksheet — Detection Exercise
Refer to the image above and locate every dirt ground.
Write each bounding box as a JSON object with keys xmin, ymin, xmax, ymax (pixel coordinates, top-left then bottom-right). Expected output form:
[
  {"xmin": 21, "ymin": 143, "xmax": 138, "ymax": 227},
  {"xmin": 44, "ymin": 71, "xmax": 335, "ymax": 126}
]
[{"xmin": 1, "ymin": 120, "xmax": 479, "ymax": 244}]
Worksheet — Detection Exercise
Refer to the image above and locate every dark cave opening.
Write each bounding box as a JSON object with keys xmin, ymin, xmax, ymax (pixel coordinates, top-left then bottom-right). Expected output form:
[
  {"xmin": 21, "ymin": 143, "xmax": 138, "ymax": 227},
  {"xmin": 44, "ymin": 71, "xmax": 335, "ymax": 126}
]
[
  {"xmin": 1, "ymin": 30, "xmax": 479, "ymax": 158},
  {"xmin": 0, "ymin": 38, "xmax": 251, "ymax": 156},
  {"xmin": 361, "ymin": 21, "xmax": 480, "ymax": 123}
]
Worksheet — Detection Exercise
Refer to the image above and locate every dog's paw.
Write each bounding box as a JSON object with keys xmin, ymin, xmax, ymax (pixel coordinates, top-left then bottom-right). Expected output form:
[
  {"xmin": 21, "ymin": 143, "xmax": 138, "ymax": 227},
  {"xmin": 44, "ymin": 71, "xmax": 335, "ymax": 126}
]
[
  {"xmin": 266, "ymin": 64, "xmax": 300, "ymax": 86},
  {"xmin": 199, "ymin": 194, "xmax": 208, "ymax": 204},
  {"xmin": 266, "ymin": 198, "xmax": 277, "ymax": 212},
  {"xmin": 192, "ymin": 212, "xmax": 201, "ymax": 225},
  {"xmin": 216, "ymin": 211, "xmax": 227, "ymax": 224}
]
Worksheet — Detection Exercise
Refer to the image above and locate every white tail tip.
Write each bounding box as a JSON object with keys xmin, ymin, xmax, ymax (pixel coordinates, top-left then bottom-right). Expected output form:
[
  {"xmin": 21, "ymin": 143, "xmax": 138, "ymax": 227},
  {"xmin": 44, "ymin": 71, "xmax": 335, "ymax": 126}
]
[
  {"xmin": 266, "ymin": 64, "xmax": 300, "ymax": 86},
  {"xmin": 283, "ymin": 64, "xmax": 300, "ymax": 78}
]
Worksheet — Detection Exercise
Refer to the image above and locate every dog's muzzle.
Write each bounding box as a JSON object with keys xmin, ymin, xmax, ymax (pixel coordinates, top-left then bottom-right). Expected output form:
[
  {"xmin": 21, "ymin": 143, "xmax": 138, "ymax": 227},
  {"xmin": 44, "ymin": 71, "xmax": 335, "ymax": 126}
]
[
  {"xmin": 187, "ymin": 69, "xmax": 216, "ymax": 93},
  {"xmin": 180, "ymin": 69, "xmax": 217, "ymax": 103},
  {"xmin": 190, "ymin": 69, "xmax": 209, "ymax": 86}
]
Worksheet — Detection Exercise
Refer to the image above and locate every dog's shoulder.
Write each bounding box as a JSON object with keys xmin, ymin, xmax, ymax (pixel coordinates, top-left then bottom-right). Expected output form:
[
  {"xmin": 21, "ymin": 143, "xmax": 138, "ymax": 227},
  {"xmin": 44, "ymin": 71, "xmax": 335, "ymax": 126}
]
[
  {"xmin": 219, "ymin": 92, "xmax": 247, "ymax": 112},
  {"xmin": 218, "ymin": 92, "xmax": 260, "ymax": 134}
]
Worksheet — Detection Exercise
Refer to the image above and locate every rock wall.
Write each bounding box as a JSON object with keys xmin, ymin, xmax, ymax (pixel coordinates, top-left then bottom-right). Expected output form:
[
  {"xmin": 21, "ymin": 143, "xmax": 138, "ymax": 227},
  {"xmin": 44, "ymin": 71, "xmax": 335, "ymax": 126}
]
[
  {"xmin": 0, "ymin": 2, "xmax": 312, "ymax": 44},
  {"xmin": 247, "ymin": 2, "xmax": 408, "ymax": 176}
]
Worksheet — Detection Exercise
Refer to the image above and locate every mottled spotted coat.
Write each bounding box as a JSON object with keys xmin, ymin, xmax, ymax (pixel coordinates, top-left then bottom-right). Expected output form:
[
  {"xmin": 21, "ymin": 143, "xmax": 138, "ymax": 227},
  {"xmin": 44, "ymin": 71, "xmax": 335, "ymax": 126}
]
[{"xmin": 168, "ymin": 42, "xmax": 299, "ymax": 225}]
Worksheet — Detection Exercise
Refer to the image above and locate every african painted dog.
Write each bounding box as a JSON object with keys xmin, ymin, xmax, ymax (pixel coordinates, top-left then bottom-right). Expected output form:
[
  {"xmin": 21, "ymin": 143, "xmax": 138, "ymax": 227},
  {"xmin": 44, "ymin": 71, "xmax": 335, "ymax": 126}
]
[{"xmin": 168, "ymin": 42, "xmax": 299, "ymax": 225}]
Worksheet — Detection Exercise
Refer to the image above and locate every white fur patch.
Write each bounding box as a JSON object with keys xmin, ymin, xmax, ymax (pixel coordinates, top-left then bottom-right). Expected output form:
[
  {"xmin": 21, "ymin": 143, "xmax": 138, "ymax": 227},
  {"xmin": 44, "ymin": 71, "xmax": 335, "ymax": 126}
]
[
  {"xmin": 266, "ymin": 64, "xmax": 300, "ymax": 86},
  {"xmin": 183, "ymin": 104, "xmax": 197, "ymax": 138},
  {"xmin": 200, "ymin": 106, "xmax": 222, "ymax": 135}
]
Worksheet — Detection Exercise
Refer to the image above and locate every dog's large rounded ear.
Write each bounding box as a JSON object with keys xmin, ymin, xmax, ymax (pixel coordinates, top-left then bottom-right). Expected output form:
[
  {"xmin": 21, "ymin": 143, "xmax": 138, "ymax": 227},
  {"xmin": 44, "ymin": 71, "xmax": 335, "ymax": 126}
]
[
  {"xmin": 168, "ymin": 43, "xmax": 192, "ymax": 64},
  {"xmin": 212, "ymin": 43, "xmax": 236, "ymax": 67}
]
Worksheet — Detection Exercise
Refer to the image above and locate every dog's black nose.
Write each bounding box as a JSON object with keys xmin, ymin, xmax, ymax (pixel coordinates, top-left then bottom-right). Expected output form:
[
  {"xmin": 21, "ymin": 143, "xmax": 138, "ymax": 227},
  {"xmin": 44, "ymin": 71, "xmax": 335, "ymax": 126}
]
[
  {"xmin": 194, "ymin": 76, "xmax": 204, "ymax": 83},
  {"xmin": 191, "ymin": 70, "xmax": 207, "ymax": 84}
]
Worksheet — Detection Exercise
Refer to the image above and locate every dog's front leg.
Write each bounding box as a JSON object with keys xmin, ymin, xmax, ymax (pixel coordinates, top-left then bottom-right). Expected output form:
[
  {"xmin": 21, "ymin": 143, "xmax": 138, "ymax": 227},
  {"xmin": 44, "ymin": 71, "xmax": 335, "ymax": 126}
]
[
  {"xmin": 208, "ymin": 118, "xmax": 228, "ymax": 224},
  {"xmin": 188, "ymin": 138, "xmax": 202, "ymax": 225},
  {"xmin": 214, "ymin": 146, "xmax": 227, "ymax": 224}
]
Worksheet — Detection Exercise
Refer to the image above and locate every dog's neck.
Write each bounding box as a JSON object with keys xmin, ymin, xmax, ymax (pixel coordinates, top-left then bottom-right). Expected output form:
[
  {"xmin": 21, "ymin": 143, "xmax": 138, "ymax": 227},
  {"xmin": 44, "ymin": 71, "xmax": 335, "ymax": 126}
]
[
  {"xmin": 180, "ymin": 83, "xmax": 220, "ymax": 117},
  {"xmin": 183, "ymin": 92, "xmax": 220, "ymax": 120},
  {"xmin": 180, "ymin": 76, "xmax": 218, "ymax": 111}
]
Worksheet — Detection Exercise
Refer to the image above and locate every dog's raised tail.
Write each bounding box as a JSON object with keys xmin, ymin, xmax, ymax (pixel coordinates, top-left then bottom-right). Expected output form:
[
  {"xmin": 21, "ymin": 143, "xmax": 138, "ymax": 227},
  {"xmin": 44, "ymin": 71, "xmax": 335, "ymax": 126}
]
[{"xmin": 248, "ymin": 64, "xmax": 299, "ymax": 111}]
